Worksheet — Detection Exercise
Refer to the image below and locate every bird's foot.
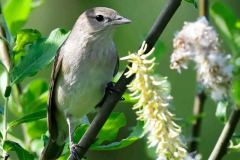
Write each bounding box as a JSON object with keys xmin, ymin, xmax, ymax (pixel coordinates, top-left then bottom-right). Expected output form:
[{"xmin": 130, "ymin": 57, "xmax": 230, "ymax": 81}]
[
  {"xmin": 70, "ymin": 144, "xmax": 87, "ymax": 160},
  {"xmin": 106, "ymin": 82, "xmax": 118, "ymax": 94},
  {"xmin": 106, "ymin": 82, "xmax": 124, "ymax": 100}
]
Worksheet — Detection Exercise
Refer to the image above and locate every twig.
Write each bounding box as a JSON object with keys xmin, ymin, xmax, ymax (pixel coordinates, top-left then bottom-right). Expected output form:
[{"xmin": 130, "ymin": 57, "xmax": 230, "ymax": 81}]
[
  {"xmin": 0, "ymin": 26, "xmax": 11, "ymax": 72},
  {"xmin": 188, "ymin": 0, "xmax": 208, "ymax": 152},
  {"xmin": 0, "ymin": 4, "xmax": 12, "ymax": 160},
  {"xmin": 189, "ymin": 90, "xmax": 206, "ymax": 152},
  {"xmin": 0, "ymin": 3, "xmax": 12, "ymax": 72},
  {"xmin": 208, "ymin": 108, "xmax": 240, "ymax": 160},
  {"xmin": 199, "ymin": 0, "xmax": 208, "ymax": 17},
  {"xmin": 69, "ymin": 0, "xmax": 182, "ymax": 159}
]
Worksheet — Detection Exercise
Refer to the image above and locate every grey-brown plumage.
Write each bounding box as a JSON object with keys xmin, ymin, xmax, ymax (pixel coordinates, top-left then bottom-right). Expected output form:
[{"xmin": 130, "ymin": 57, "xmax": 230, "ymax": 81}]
[{"xmin": 40, "ymin": 7, "xmax": 130, "ymax": 160}]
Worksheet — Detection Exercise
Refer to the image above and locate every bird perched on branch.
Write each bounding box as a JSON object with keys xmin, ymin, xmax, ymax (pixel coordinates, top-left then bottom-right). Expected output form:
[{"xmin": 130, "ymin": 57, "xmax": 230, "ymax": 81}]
[{"xmin": 40, "ymin": 7, "xmax": 130, "ymax": 160}]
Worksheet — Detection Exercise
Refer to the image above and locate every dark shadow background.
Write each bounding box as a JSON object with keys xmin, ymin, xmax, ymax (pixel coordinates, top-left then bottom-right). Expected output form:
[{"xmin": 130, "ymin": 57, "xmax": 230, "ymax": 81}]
[{"xmin": 22, "ymin": 0, "xmax": 240, "ymax": 159}]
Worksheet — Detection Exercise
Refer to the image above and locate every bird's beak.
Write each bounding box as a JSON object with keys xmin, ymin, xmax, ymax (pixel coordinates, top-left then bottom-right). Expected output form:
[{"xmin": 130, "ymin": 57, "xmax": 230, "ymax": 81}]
[{"xmin": 112, "ymin": 15, "xmax": 131, "ymax": 25}]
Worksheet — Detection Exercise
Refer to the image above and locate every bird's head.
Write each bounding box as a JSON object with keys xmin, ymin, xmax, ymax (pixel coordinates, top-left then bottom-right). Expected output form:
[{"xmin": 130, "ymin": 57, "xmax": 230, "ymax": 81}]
[{"xmin": 75, "ymin": 7, "xmax": 131, "ymax": 34}]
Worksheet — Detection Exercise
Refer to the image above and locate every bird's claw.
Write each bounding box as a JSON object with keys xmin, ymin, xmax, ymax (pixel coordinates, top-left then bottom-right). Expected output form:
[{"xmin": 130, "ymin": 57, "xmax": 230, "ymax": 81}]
[
  {"xmin": 106, "ymin": 82, "xmax": 118, "ymax": 94},
  {"xmin": 70, "ymin": 144, "xmax": 86, "ymax": 160},
  {"xmin": 120, "ymin": 97, "xmax": 125, "ymax": 101},
  {"xmin": 106, "ymin": 82, "xmax": 125, "ymax": 100}
]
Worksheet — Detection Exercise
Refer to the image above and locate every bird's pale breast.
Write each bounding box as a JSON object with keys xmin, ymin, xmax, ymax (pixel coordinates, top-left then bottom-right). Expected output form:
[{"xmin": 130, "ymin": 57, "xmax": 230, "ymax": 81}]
[{"xmin": 55, "ymin": 32, "xmax": 117, "ymax": 118}]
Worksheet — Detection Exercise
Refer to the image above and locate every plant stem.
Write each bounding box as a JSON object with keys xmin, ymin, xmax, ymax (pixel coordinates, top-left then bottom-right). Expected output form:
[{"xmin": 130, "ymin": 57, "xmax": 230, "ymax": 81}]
[
  {"xmin": 208, "ymin": 108, "xmax": 240, "ymax": 160},
  {"xmin": 0, "ymin": 5, "xmax": 12, "ymax": 159},
  {"xmin": 188, "ymin": 0, "xmax": 208, "ymax": 152},
  {"xmin": 199, "ymin": 0, "xmax": 209, "ymax": 17},
  {"xmin": 2, "ymin": 73, "xmax": 10, "ymax": 160},
  {"xmin": 69, "ymin": 0, "xmax": 182, "ymax": 159},
  {"xmin": 3, "ymin": 90, "xmax": 8, "ymax": 140},
  {"xmin": 189, "ymin": 90, "xmax": 206, "ymax": 152}
]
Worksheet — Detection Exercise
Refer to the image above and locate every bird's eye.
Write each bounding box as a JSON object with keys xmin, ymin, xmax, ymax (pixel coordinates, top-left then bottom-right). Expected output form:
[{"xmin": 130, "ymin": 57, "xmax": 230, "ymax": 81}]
[{"xmin": 95, "ymin": 15, "xmax": 104, "ymax": 22}]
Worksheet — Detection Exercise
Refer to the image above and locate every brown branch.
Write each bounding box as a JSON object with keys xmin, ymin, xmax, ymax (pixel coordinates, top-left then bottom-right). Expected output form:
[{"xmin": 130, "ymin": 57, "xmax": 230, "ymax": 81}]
[
  {"xmin": 208, "ymin": 108, "xmax": 240, "ymax": 160},
  {"xmin": 188, "ymin": 0, "xmax": 208, "ymax": 152},
  {"xmin": 69, "ymin": 0, "xmax": 182, "ymax": 159},
  {"xmin": 199, "ymin": 0, "xmax": 209, "ymax": 17}
]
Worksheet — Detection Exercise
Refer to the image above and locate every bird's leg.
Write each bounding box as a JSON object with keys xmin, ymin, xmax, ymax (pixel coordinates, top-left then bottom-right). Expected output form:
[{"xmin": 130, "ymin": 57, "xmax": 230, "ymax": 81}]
[
  {"xmin": 66, "ymin": 116, "xmax": 82, "ymax": 160},
  {"xmin": 66, "ymin": 116, "xmax": 75, "ymax": 148}
]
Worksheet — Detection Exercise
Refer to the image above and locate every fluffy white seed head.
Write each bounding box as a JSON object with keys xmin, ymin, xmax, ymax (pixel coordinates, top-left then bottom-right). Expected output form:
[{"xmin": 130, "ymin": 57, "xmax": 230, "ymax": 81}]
[{"xmin": 170, "ymin": 17, "xmax": 232, "ymax": 101}]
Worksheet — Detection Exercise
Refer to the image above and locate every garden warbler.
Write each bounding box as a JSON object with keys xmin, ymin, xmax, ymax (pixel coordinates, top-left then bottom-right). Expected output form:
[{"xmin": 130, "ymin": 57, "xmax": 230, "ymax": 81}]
[{"xmin": 40, "ymin": 7, "xmax": 130, "ymax": 160}]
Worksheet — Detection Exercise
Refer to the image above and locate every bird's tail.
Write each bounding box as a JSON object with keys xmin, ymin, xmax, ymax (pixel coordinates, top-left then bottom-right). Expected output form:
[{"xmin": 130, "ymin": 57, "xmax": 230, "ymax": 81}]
[
  {"xmin": 40, "ymin": 137, "xmax": 65, "ymax": 160},
  {"xmin": 41, "ymin": 109, "xmax": 67, "ymax": 160}
]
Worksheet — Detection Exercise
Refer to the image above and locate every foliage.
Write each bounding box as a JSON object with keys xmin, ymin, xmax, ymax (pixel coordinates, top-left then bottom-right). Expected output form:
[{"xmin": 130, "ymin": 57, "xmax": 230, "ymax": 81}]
[
  {"xmin": 0, "ymin": 0, "xmax": 144, "ymax": 157},
  {"xmin": 73, "ymin": 112, "xmax": 143, "ymax": 150},
  {"xmin": 209, "ymin": 1, "xmax": 240, "ymax": 156},
  {"xmin": 210, "ymin": 2, "xmax": 240, "ymax": 109},
  {"xmin": 0, "ymin": 0, "xmax": 240, "ymax": 160},
  {"xmin": 3, "ymin": 140, "xmax": 34, "ymax": 160},
  {"xmin": 3, "ymin": 0, "xmax": 32, "ymax": 35},
  {"xmin": 10, "ymin": 28, "xmax": 69, "ymax": 84},
  {"xmin": 184, "ymin": 0, "xmax": 198, "ymax": 8}
]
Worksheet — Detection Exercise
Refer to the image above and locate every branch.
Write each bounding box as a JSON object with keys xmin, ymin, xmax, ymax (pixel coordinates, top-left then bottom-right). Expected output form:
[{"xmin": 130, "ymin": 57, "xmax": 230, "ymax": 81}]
[
  {"xmin": 0, "ymin": 4, "xmax": 12, "ymax": 160},
  {"xmin": 199, "ymin": 0, "xmax": 209, "ymax": 17},
  {"xmin": 69, "ymin": 0, "xmax": 182, "ymax": 159},
  {"xmin": 208, "ymin": 108, "xmax": 240, "ymax": 160},
  {"xmin": 189, "ymin": 89, "xmax": 206, "ymax": 152},
  {"xmin": 0, "ymin": 9, "xmax": 11, "ymax": 72},
  {"xmin": 188, "ymin": 0, "xmax": 208, "ymax": 152}
]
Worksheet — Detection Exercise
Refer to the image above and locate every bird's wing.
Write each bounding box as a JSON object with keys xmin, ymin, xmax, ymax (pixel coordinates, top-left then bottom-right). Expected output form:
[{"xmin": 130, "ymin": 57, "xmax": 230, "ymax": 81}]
[
  {"xmin": 113, "ymin": 55, "xmax": 119, "ymax": 77},
  {"xmin": 41, "ymin": 39, "xmax": 69, "ymax": 160},
  {"xmin": 48, "ymin": 49, "xmax": 63, "ymax": 139}
]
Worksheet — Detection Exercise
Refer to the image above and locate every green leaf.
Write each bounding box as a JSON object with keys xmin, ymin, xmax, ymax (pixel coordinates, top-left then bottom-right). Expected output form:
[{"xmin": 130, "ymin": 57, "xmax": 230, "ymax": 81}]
[
  {"xmin": 3, "ymin": 140, "xmax": 34, "ymax": 160},
  {"xmin": 3, "ymin": 0, "xmax": 33, "ymax": 35},
  {"xmin": 229, "ymin": 134, "xmax": 240, "ymax": 152},
  {"xmin": 95, "ymin": 112, "xmax": 127, "ymax": 144},
  {"xmin": 26, "ymin": 120, "xmax": 47, "ymax": 139},
  {"xmin": 22, "ymin": 79, "xmax": 48, "ymax": 102},
  {"xmin": 215, "ymin": 100, "xmax": 228, "ymax": 122},
  {"xmin": 21, "ymin": 79, "xmax": 48, "ymax": 113},
  {"xmin": 8, "ymin": 109, "xmax": 46, "ymax": 129},
  {"xmin": 10, "ymin": 28, "xmax": 69, "ymax": 84},
  {"xmin": 91, "ymin": 121, "xmax": 144, "ymax": 150},
  {"xmin": 210, "ymin": 2, "xmax": 240, "ymax": 55},
  {"xmin": 13, "ymin": 29, "xmax": 41, "ymax": 52},
  {"xmin": 58, "ymin": 152, "xmax": 70, "ymax": 160},
  {"xmin": 29, "ymin": 139, "xmax": 44, "ymax": 156},
  {"xmin": 42, "ymin": 134, "xmax": 49, "ymax": 147},
  {"xmin": 73, "ymin": 124, "xmax": 89, "ymax": 144},
  {"xmin": 19, "ymin": 91, "xmax": 46, "ymax": 119},
  {"xmin": 184, "ymin": 0, "xmax": 198, "ymax": 8},
  {"xmin": 22, "ymin": 91, "xmax": 48, "ymax": 114},
  {"xmin": 74, "ymin": 112, "xmax": 127, "ymax": 144},
  {"xmin": 232, "ymin": 80, "xmax": 240, "ymax": 106},
  {"xmin": 123, "ymin": 92, "xmax": 137, "ymax": 103}
]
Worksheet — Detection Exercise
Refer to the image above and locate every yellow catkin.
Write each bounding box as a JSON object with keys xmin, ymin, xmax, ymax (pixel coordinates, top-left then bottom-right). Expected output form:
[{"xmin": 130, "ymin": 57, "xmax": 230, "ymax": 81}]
[{"xmin": 121, "ymin": 42, "xmax": 187, "ymax": 160}]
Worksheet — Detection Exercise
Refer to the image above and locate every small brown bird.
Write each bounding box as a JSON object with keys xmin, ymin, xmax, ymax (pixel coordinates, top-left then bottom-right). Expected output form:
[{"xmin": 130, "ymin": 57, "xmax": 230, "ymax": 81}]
[{"xmin": 40, "ymin": 7, "xmax": 130, "ymax": 160}]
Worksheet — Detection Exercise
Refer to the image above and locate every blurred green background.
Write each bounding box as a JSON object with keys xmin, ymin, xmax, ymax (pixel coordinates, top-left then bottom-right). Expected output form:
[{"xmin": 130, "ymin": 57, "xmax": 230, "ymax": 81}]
[{"xmin": 12, "ymin": 0, "xmax": 240, "ymax": 159}]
